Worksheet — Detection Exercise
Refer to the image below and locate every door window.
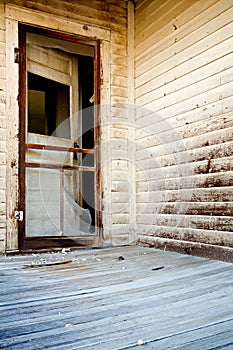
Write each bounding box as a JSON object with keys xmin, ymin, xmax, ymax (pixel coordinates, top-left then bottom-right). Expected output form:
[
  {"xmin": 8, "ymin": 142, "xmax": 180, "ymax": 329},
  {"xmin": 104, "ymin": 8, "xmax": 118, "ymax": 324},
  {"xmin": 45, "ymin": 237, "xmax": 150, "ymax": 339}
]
[{"xmin": 28, "ymin": 72, "xmax": 70, "ymax": 138}]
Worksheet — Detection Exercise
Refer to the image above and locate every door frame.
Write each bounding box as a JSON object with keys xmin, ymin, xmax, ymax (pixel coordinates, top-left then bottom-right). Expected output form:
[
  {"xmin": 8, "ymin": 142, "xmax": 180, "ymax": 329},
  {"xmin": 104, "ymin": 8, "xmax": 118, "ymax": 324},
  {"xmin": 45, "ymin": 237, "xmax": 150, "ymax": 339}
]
[{"xmin": 18, "ymin": 24, "xmax": 102, "ymax": 251}]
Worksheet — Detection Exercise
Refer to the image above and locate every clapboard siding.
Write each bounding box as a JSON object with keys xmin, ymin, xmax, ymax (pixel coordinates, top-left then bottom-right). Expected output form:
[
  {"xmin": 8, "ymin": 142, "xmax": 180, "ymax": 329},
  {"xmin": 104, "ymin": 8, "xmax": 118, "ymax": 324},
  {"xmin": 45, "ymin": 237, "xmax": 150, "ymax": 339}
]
[
  {"xmin": 137, "ymin": 187, "xmax": 233, "ymax": 203},
  {"xmin": 137, "ymin": 159, "xmax": 232, "ymax": 184},
  {"xmin": 137, "ymin": 140, "xmax": 233, "ymax": 164},
  {"xmin": 137, "ymin": 224, "xmax": 233, "ymax": 244},
  {"xmin": 136, "ymin": 127, "xmax": 233, "ymax": 161},
  {"xmin": 137, "ymin": 55, "xmax": 233, "ymax": 110},
  {"xmin": 136, "ymin": 60, "xmax": 233, "ymax": 110},
  {"xmin": 137, "ymin": 172, "xmax": 233, "ymax": 192},
  {"xmin": 137, "ymin": 142, "xmax": 233, "ymax": 168},
  {"xmin": 135, "ymin": 0, "xmax": 233, "ymax": 254},
  {"xmin": 136, "ymin": 0, "xmax": 230, "ymax": 64},
  {"xmin": 136, "ymin": 113, "xmax": 233, "ymax": 149},
  {"xmin": 136, "ymin": 8, "xmax": 233, "ymax": 86},
  {"xmin": 137, "ymin": 215, "xmax": 233, "ymax": 233},
  {"xmin": 137, "ymin": 202, "xmax": 233, "ymax": 216}
]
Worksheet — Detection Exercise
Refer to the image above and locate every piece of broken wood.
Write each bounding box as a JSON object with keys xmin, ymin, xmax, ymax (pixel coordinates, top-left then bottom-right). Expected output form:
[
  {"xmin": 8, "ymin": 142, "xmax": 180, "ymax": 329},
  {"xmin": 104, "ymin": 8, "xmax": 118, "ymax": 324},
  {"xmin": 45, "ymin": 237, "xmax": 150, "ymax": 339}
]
[
  {"xmin": 151, "ymin": 266, "xmax": 165, "ymax": 271},
  {"xmin": 24, "ymin": 260, "xmax": 73, "ymax": 268}
]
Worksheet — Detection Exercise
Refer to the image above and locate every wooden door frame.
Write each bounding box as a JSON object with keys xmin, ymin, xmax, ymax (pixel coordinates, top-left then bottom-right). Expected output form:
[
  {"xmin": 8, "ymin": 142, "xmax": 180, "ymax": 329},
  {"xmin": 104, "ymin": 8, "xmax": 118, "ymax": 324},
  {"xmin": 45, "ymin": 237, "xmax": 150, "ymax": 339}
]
[{"xmin": 18, "ymin": 24, "xmax": 102, "ymax": 251}]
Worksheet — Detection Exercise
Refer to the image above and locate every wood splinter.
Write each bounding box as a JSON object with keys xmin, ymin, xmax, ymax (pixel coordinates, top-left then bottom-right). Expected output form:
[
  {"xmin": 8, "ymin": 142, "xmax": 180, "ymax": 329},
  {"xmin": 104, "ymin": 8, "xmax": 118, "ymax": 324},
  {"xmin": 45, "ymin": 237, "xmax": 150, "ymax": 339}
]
[{"xmin": 24, "ymin": 260, "xmax": 73, "ymax": 268}]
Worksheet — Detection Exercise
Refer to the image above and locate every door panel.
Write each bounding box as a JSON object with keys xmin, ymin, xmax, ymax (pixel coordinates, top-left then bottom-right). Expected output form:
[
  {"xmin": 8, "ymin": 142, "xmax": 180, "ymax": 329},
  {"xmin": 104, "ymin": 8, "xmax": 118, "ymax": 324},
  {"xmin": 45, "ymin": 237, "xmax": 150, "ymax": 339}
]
[{"xmin": 18, "ymin": 26, "xmax": 101, "ymax": 250}]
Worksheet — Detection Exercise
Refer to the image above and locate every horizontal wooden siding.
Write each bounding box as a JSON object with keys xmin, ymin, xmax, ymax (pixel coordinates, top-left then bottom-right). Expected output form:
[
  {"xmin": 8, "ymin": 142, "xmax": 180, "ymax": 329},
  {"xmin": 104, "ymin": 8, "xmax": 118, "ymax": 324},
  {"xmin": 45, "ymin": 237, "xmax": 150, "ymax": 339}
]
[{"xmin": 135, "ymin": 0, "xmax": 233, "ymax": 257}]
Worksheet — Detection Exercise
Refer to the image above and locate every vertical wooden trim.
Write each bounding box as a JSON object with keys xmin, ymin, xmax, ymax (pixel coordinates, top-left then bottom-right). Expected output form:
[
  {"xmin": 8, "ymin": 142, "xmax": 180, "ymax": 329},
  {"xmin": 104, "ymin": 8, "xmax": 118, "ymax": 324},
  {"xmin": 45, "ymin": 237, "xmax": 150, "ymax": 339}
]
[
  {"xmin": 94, "ymin": 39, "xmax": 102, "ymax": 245},
  {"xmin": 18, "ymin": 24, "xmax": 26, "ymax": 250},
  {"xmin": 99, "ymin": 40, "xmax": 111, "ymax": 243},
  {"xmin": 60, "ymin": 169, "xmax": 64, "ymax": 234},
  {"xmin": 128, "ymin": 0, "xmax": 135, "ymax": 105},
  {"xmin": 127, "ymin": 0, "xmax": 137, "ymax": 244},
  {"xmin": 5, "ymin": 18, "xmax": 20, "ymax": 251}
]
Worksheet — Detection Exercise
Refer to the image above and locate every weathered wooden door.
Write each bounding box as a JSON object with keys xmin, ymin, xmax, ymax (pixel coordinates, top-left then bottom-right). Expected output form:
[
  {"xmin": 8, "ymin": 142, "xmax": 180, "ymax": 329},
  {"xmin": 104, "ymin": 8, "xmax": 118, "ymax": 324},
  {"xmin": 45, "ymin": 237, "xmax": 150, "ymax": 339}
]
[{"xmin": 18, "ymin": 25, "xmax": 101, "ymax": 250}]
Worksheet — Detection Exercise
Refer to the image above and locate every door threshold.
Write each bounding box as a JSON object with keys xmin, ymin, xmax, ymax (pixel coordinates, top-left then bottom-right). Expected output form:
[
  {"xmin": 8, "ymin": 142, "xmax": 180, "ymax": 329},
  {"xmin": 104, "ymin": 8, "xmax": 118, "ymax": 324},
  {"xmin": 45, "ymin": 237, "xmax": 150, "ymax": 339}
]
[{"xmin": 21, "ymin": 236, "xmax": 101, "ymax": 251}]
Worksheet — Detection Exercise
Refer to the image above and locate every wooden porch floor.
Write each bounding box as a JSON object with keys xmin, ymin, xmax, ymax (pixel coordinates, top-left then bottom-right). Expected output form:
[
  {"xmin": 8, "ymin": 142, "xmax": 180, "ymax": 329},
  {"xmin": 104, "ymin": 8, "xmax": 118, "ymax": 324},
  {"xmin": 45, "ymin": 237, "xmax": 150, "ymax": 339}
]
[{"xmin": 0, "ymin": 246, "xmax": 232, "ymax": 349}]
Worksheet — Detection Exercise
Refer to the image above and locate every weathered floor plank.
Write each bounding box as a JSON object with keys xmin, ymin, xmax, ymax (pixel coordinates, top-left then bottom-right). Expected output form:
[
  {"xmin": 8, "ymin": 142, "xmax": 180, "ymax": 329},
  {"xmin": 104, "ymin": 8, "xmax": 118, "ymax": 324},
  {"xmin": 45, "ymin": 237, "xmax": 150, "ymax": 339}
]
[{"xmin": 0, "ymin": 246, "xmax": 232, "ymax": 349}]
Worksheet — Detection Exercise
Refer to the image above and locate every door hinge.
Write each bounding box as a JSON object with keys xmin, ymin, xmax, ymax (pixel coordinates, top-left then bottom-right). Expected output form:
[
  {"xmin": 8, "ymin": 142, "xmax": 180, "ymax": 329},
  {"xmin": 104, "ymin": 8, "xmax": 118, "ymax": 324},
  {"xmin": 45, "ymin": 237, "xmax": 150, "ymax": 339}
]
[
  {"xmin": 14, "ymin": 210, "xmax": 24, "ymax": 221},
  {"xmin": 14, "ymin": 48, "xmax": 23, "ymax": 64}
]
